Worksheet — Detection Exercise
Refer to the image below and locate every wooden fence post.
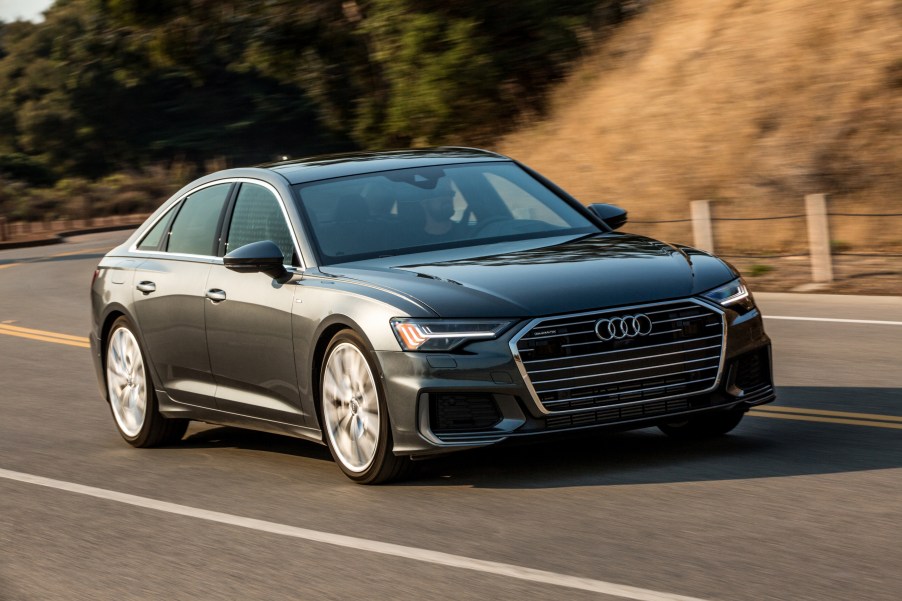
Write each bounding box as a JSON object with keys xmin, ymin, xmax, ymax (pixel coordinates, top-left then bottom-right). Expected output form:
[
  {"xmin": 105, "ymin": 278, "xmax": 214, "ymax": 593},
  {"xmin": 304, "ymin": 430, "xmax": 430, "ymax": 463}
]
[
  {"xmin": 691, "ymin": 200, "xmax": 714, "ymax": 252},
  {"xmin": 0, "ymin": 216, "xmax": 7, "ymax": 241},
  {"xmin": 805, "ymin": 193, "xmax": 833, "ymax": 283}
]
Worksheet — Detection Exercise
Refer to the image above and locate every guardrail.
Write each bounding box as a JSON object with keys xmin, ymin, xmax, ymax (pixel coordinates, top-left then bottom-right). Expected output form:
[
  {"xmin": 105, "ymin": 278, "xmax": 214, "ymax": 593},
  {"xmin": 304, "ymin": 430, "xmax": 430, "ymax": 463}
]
[
  {"xmin": 0, "ymin": 214, "xmax": 148, "ymax": 241},
  {"xmin": 632, "ymin": 194, "xmax": 902, "ymax": 283}
]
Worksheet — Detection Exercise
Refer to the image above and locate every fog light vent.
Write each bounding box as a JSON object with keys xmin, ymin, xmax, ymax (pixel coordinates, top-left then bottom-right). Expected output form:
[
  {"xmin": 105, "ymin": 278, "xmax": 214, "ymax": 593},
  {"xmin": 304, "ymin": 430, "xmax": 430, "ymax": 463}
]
[
  {"xmin": 734, "ymin": 348, "xmax": 771, "ymax": 391},
  {"xmin": 431, "ymin": 394, "xmax": 502, "ymax": 434}
]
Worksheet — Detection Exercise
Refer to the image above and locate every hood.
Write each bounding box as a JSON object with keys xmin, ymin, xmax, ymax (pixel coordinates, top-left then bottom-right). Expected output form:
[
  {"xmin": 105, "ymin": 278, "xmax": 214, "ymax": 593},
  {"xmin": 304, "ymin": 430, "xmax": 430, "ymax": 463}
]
[{"xmin": 320, "ymin": 233, "xmax": 737, "ymax": 318}]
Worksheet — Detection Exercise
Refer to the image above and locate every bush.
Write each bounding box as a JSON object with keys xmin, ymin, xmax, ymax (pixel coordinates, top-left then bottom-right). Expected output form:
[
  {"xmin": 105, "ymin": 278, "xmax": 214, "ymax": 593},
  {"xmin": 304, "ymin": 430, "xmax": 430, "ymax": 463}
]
[
  {"xmin": 1, "ymin": 162, "xmax": 193, "ymax": 222},
  {"xmin": 748, "ymin": 264, "xmax": 774, "ymax": 277},
  {"xmin": 0, "ymin": 153, "xmax": 56, "ymax": 187}
]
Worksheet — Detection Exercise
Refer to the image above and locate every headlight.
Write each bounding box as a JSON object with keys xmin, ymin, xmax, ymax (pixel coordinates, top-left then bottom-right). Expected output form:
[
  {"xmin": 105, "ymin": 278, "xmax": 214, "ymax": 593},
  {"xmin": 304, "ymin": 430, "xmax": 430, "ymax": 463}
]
[
  {"xmin": 702, "ymin": 278, "xmax": 754, "ymax": 309},
  {"xmin": 390, "ymin": 318, "xmax": 513, "ymax": 351}
]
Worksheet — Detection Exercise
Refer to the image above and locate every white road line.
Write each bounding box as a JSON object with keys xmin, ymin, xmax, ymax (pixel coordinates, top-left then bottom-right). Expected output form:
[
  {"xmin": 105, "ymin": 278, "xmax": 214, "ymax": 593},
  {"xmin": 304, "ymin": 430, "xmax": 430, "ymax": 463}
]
[
  {"xmin": 763, "ymin": 315, "xmax": 902, "ymax": 326},
  {"xmin": 0, "ymin": 467, "xmax": 712, "ymax": 601}
]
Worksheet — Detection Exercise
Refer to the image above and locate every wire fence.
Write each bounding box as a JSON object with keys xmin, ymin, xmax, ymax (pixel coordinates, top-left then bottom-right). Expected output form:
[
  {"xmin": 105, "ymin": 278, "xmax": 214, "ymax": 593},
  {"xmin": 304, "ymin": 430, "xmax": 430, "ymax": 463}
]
[
  {"xmin": 632, "ymin": 212, "xmax": 902, "ymax": 223},
  {"xmin": 629, "ymin": 210, "xmax": 902, "ymax": 258}
]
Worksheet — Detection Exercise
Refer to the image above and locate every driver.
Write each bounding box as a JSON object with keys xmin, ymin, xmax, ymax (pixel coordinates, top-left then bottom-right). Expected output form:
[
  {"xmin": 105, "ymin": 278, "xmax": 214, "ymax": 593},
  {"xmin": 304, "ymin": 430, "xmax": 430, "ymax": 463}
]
[{"xmin": 422, "ymin": 179, "xmax": 456, "ymax": 236}]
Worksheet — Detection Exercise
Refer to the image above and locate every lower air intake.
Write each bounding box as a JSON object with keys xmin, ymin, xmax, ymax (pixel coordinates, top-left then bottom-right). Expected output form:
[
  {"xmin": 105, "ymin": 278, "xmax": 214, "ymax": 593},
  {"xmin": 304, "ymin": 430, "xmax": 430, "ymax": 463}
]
[{"xmin": 430, "ymin": 393, "xmax": 502, "ymax": 434}]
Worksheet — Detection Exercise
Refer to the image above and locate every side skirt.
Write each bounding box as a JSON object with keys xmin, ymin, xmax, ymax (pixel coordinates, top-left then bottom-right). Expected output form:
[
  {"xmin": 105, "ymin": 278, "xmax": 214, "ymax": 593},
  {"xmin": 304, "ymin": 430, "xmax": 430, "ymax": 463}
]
[{"xmin": 156, "ymin": 389, "xmax": 324, "ymax": 444}]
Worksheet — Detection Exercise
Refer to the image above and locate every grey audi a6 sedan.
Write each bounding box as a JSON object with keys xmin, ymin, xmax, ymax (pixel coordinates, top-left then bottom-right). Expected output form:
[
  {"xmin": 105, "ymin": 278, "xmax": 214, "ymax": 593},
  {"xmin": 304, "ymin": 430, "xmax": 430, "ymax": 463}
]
[{"xmin": 90, "ymin": 148, "xmax": 775, "ymax": 483}]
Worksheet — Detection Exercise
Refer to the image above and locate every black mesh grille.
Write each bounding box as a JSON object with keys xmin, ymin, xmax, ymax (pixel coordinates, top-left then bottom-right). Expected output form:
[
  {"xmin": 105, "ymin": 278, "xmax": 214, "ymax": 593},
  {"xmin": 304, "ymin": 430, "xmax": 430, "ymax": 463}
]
[
  {"xmin": 730, "ymin": 348, "xmax": 775, "ymax": 404},
  {"xmin": 516, "ymin": 301, "xmax": 724, "ymax": 413},
  {"xmin": 545, "ymin": 398, "xmax": 692, "ymax": 429},
  {"xmin": 431, "ymin": 394, "xmax": 502, "ymax": 433},
  {"xmin": 734, "ymin": 348, "xmax": 770, "ymax": 391}
]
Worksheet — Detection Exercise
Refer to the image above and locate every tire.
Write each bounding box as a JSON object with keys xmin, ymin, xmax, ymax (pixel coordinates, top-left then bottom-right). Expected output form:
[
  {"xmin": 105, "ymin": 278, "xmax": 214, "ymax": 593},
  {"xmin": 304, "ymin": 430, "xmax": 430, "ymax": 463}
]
[
  {"xmin": 658, "ymin": 407, "xmax": 746, "ymax": 440},
  {"xmin": 105, "ymin": 316, "xmax": 188, "ymax": 447},
  {"xmin": 320, "ymin": 329, "xmax": 411, "ymax": 484}
]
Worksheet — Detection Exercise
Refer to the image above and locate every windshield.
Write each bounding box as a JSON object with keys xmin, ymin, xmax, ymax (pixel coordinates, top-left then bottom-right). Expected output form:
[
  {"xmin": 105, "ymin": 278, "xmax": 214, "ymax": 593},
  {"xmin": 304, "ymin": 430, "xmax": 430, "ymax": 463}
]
[{"xmin": 293, "ymin": 161, "xmax": 597, "ymax": 264}]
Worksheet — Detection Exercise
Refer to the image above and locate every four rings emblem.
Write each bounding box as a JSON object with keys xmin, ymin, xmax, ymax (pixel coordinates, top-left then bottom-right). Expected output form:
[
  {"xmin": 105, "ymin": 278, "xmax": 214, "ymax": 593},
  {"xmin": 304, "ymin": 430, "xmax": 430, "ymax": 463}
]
[{"xmin": 595, "ymin": 314, "xmax": 653, "ymax": 341}]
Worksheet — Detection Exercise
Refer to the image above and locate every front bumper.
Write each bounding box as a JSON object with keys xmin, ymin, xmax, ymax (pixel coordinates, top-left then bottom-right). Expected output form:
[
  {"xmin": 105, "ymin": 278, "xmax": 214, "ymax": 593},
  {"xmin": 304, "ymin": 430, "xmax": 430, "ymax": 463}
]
[
  {"xmin": 89, "ymin": 332, "xmax": 107, "ymax": 403},
  {"xmin": 378, "ymin": 302, "xmax": 775, "ymax": 457}
]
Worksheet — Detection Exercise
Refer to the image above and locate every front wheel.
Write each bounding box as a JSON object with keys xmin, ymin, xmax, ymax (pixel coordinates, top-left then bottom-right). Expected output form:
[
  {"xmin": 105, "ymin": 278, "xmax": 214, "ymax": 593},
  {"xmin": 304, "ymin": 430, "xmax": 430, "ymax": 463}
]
[
  {"xmin": 320, "ymin": 330, "xmax": 411, "ymax": 484},
  {"xmin": 106, "ymin": 316, "xmax": 188, "ymax": 447},
  {"xmin": 658, "ymin": 407, "xmax": 746, "ymax": 440}
]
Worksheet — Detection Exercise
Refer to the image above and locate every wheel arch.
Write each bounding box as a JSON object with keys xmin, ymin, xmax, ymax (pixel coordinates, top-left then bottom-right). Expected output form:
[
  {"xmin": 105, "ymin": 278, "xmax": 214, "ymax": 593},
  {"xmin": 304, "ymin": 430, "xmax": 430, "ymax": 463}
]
[
  {"xmin": 308, "ymin": 314, "xmax": 391, "ymax": 434},
  {"xmin": 98, "ymin": 304, "xmax": 161, "ymax": 398}
]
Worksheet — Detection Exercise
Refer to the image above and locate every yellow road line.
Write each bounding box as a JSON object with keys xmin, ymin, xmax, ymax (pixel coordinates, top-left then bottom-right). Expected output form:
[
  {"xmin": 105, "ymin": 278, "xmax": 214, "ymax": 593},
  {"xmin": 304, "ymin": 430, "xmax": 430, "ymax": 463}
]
[
  {"xmin": 1, "ymin": 321, "xmax": 901, "ymax": 432},
  {"xmin": 0, "ymin": 323, "xmax": 89, "ymax": 342},
  {"xmin": 49, "ymin": 246, "xmax": 112, "ymax": 258},
  {"xmin": 749, "ymin": 410, "xmax": 902, "ymax": 431},
  {"xmin": 755, "ymin": 405, "xmax": 902, "ymax": 423},
  {"xmin": 0, "ymin": 246, "xmax": 111, "ymax": 272},
  {"xmin": 0, "ymin": 324, "xmax": 90, "ymax": 348}
]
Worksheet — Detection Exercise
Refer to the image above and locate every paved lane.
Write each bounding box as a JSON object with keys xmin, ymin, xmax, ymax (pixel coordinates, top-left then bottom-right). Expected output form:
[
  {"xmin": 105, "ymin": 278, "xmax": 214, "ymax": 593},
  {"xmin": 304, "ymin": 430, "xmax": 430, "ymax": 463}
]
[{"xmin": 1, "ymin": 234, "xmax": 900, "ymax": 601}]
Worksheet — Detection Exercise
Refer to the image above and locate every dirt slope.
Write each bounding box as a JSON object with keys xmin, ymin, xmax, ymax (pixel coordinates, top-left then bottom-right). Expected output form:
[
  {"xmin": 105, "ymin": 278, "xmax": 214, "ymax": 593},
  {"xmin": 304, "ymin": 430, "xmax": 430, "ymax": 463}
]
[{"xmin": 498, "ymin": 0, "xmax": 902, "ymax": 253}]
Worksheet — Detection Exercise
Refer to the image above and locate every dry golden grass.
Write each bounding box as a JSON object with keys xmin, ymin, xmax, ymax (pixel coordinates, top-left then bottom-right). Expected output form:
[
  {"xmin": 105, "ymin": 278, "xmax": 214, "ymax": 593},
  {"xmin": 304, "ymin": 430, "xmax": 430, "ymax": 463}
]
[{"xmin": 497, "ymin": 0, "xmax": 902, "ymax": 253}]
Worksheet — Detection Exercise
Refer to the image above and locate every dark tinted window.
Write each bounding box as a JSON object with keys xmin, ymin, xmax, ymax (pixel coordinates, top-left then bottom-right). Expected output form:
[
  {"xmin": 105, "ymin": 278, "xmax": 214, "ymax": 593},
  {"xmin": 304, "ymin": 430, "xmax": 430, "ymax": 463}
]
[
  {"xmin": 167, "ymin": 184, "xmax": 231, "ymax": 256},
  {"xmin": 225, "ymin": 183, "xmax": 296, "ymax": 265},
  {"xmin": 137, "ymin": 209, "xmax": 174, "ymax": 251}
]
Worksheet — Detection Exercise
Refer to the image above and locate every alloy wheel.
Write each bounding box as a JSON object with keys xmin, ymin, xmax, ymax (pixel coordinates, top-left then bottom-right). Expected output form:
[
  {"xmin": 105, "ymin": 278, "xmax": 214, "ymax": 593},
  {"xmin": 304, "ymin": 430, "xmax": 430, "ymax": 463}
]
[
  {"xmin": 107, "ymin": 326, "xmax": 147, "ymax": 438},
  {"xmin": 322, "ymin": 342, "xmax": 380, "ymax": 473}
]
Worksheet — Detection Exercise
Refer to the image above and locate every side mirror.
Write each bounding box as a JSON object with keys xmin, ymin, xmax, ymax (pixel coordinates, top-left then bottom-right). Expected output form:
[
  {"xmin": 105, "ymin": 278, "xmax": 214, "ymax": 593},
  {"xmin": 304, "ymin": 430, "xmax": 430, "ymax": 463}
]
[
  {"xmin": 223, "ymin": 240, "xmax": 286, "ymax": 277},
  {"xmin": 588, "ymin": 203, "xmax": 628, "ymax": 231}
]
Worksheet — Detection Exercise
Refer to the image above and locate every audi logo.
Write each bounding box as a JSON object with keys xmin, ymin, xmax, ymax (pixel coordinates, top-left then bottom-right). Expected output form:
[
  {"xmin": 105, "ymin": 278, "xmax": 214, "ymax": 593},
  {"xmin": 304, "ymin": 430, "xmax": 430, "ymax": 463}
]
[{"xmin": 595, "ymin": 314, "xmax": 653, "ymax": 341}]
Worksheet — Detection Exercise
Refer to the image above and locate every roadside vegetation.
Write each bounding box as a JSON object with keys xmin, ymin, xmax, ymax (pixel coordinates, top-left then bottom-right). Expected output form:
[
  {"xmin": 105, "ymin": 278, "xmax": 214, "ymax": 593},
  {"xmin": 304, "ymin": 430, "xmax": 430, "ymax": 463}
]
[
  {"xmin": 0, "ymin": 0, "xmax": 640, "ymax": 221},
  {"xmin": 0, "ymin": 0, "xmax": 899, "ymax": 258},
  {"xmin": 500, "ymin": 0, "xmax": 901, "ymax": 253}
]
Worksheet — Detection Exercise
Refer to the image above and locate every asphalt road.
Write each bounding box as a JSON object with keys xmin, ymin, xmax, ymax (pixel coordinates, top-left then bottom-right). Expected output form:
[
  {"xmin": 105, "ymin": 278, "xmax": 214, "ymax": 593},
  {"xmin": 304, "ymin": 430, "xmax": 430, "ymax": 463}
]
[{"xmin": 1, "ymin": 232, "xmax": 900, "ymax": 601}]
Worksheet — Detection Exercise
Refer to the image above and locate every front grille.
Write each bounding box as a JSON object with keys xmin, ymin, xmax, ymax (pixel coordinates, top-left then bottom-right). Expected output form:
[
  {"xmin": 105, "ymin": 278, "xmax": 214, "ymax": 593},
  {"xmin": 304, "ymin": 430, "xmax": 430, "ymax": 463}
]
[{"xmin": 514, "ymin": 300, "xmax": 725, "ymax": 413}]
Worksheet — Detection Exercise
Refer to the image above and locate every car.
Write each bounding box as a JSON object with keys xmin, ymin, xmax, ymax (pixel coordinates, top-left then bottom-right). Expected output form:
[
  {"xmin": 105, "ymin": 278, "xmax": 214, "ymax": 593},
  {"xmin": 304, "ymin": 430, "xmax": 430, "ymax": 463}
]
[{"xmin": 90, "ymin": 147, "xmax": 775, "ymax": 483}]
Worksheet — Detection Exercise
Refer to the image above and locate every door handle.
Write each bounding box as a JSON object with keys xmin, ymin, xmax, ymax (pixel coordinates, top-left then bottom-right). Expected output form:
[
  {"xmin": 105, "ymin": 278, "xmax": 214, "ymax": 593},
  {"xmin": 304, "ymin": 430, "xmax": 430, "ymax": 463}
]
[
  {"xmin": 205, "ymin": 289, "xmax": 227, "ymax": 302},
  {"xmin": 136, "ymin": 281, "xmax": 156, "ymax": 294}
]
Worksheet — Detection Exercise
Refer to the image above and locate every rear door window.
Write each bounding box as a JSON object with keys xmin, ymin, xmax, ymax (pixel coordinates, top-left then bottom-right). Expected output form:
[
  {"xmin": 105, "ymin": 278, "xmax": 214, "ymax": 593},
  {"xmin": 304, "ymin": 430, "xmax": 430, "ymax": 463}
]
[{"xmin": 166, "ymin": 183, "xmax": 232, "ymax": 256}]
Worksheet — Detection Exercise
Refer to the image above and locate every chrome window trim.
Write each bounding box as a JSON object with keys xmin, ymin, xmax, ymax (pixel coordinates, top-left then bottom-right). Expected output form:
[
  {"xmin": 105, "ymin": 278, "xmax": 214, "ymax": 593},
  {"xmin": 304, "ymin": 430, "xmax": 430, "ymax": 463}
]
[
  {"xmin": 508, "ymin": 297, "xmax": 727, "ymax": 416},
  {"xmin": 128, "ymin": 178, "xmax": 306, "ymax": 269},
  {"xmin": 130, "ymin": 251, "xmax": 225, "ymax": 264}
]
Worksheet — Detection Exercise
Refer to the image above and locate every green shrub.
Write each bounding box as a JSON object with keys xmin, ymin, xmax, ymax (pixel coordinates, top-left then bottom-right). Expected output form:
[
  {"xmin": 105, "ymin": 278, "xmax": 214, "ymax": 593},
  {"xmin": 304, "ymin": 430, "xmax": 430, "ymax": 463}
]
[
  {"xmin": 830, "ymin": 240, "xmax": 852, "ymax": 253},
  {"xmin": 748, "ymin": 264, "xmax": 774, "ymax": 277}
]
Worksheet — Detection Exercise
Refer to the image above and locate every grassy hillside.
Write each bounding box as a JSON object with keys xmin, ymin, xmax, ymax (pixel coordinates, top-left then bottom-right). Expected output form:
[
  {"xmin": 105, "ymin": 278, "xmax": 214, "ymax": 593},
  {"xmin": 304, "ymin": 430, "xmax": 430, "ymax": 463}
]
[{"xmin": 498, "ymin": 0, "xmax": 902, "ymax": 253}]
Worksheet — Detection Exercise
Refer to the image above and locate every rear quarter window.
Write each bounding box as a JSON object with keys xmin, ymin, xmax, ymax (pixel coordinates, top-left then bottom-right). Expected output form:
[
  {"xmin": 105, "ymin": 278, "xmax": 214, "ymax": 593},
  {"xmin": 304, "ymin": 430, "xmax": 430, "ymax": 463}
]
[{"xmin": 136, "ymin": 209, "xmax": 174, "ymax": 251}]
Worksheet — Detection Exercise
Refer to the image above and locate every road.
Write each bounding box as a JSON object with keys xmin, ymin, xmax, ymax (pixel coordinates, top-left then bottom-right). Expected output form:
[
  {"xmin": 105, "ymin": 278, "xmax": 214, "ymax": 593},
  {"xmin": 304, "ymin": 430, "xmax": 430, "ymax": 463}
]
[{"xmin": 1, "ymin": 232, "xmax": 900, "ymax": 601}]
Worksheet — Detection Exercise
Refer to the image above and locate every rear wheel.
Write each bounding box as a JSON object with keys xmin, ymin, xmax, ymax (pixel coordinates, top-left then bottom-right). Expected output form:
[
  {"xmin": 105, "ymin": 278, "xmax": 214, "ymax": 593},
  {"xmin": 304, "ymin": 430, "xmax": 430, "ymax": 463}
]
[
  {"xmin": 320, "ymin": 329, "xmax": 411, "ymax": 484},
  {"xmin": 658, "ymin": 407, "xmax": 746, "ymax": 440},
  {"xmin": 106, "ymin": 316, "xmax": 188, "ymax": 447}
]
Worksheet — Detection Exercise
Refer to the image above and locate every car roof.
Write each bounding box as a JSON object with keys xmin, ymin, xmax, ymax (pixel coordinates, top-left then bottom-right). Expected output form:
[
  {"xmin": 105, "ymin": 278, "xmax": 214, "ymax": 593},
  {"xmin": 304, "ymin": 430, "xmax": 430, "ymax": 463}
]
[{"xmin": 258, "ymin": 147, "xmax": 511, "ymax": 185}]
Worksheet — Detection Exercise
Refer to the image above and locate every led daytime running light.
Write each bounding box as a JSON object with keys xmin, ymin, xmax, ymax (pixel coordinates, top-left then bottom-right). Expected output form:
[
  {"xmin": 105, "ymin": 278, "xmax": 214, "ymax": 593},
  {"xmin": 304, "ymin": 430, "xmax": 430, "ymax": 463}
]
[
  {"xmin": 390, "ymin": 319, "xmax": 509, "ymax": 351},
  {"xmin": 720, "ymin": 283, "xmax": 749, "ymax": 306},
  {"xmin": 394, "ymin": 322, "xmax": 428, "ymax": 350},
  {"xmin": 703, "ymin": 279, "xmax": 751, "ymax": 307}
]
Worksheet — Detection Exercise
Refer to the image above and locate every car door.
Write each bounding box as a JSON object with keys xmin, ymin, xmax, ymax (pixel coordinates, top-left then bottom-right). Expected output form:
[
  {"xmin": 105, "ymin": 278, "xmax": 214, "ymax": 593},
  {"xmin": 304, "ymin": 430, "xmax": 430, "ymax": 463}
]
[
  {"xmin": 132, "ymin": 182, "xmax": 233, "ymax": 409},
  {"xmin": 204, "ymin": 181, "xmax": 308, "ymax": 425}
]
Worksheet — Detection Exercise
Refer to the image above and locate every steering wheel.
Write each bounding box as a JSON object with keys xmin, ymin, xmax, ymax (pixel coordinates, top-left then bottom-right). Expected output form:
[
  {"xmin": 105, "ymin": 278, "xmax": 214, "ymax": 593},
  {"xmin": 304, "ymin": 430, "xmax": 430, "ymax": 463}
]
[{"xmin": 472, "ymin": 215, "xmax": 509, "ymax": 236}]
